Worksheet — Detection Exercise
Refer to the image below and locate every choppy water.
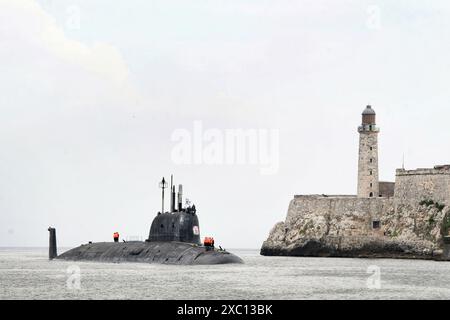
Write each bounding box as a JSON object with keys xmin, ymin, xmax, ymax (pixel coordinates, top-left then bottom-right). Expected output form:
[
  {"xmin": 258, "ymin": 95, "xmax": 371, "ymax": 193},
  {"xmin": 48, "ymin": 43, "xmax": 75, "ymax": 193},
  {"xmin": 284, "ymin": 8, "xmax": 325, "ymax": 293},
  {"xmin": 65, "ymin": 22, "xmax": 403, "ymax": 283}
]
[{"xmin": 0, "ymin": 247, "xmax": 449, "ymax": 299}]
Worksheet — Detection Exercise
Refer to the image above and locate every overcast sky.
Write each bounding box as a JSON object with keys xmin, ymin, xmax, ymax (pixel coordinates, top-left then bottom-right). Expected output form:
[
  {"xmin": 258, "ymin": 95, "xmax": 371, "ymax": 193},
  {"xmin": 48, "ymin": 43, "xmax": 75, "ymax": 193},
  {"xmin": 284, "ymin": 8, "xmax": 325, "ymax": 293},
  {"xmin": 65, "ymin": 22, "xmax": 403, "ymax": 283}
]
[{"xmin": 2, "ymin": 0, "xmax": 450, "ymax": 248}]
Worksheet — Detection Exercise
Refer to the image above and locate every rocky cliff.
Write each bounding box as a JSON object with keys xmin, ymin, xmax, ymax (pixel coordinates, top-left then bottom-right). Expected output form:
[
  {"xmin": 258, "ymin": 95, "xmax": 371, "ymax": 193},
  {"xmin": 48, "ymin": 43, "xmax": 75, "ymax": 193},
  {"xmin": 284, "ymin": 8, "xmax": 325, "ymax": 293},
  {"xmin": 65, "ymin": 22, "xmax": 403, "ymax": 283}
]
[{"xmin": 261, "ymin": 195, "xmax": 450, "ymax": 260}]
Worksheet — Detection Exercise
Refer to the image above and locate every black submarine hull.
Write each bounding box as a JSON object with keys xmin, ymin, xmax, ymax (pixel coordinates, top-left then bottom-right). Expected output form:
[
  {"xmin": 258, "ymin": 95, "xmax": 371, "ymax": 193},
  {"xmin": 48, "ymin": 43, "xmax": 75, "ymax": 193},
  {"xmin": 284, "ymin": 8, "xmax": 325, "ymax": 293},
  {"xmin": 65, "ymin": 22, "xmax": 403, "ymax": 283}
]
[{"xmin": 57, "ymin": 241, "xmax": 243, "ymax": 265}]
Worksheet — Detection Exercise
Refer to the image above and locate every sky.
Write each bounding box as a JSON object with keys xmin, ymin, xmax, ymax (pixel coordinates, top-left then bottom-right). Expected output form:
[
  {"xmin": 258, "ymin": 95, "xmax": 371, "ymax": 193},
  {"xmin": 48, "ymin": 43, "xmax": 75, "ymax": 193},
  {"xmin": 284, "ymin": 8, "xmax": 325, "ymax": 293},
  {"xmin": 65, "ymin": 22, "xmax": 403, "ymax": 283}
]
[{"xmin": 1, "ymin": 0, "xmax": 450, "ymax": 248}]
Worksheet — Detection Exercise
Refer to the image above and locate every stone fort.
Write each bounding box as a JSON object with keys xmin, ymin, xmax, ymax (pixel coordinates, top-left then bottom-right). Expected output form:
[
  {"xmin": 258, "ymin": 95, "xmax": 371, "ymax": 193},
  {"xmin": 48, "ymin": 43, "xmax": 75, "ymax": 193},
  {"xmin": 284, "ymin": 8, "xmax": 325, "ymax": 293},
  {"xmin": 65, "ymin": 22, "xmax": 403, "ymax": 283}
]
[{"xmin": 261, "ymin": 106, "xmax": 450, "ymax": 260}]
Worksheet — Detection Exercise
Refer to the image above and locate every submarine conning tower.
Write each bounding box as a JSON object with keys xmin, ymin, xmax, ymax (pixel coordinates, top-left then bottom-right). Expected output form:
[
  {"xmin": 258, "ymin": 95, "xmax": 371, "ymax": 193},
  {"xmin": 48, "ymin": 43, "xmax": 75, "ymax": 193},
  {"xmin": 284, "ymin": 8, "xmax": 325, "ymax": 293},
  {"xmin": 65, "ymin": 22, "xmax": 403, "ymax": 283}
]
[{"xmin": 146, "ymin": 176, "xmax": 201, "ymax": 244}]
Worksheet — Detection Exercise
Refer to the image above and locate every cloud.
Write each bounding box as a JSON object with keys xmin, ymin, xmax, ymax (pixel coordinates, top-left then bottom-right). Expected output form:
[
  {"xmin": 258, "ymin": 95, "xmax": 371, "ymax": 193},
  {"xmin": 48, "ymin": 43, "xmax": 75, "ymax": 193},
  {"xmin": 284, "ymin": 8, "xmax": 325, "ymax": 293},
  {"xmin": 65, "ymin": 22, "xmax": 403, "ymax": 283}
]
[
  {"xmin": 0, "ymin": 0, "xmax": 139, "ymax": 107},
  {"xmin": 0, "ymin": 0, "xmax": 145, "ymax": 246}
]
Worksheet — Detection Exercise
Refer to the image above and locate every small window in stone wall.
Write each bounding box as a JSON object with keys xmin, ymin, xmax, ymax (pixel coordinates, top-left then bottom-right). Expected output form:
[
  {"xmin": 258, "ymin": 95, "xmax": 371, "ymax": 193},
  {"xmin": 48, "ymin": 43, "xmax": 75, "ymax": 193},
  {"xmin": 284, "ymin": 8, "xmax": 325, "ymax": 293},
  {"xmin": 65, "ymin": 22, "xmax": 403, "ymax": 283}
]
[{"xmin": 372, "ymin": 220, "xmax": 381, "ymax": 229}]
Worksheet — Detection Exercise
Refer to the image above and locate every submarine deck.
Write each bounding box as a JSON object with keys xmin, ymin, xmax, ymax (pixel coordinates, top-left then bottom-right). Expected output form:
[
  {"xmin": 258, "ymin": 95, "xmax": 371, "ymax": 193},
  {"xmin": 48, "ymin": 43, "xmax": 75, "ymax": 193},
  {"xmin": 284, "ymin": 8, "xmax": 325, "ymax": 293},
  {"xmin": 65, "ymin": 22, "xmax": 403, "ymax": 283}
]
[{"xmin": 57, "ymin": 241, "xmax": 243, "ymax": 265}]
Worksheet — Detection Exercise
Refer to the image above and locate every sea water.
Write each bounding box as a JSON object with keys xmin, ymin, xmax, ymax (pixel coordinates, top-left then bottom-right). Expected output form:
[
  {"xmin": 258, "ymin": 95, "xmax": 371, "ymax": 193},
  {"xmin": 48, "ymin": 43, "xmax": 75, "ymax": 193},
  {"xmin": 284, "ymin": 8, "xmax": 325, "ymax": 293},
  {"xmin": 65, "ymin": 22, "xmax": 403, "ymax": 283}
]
[{"xmin": 0, "ymin": 247, "xmax": 449, "ymax": 299}]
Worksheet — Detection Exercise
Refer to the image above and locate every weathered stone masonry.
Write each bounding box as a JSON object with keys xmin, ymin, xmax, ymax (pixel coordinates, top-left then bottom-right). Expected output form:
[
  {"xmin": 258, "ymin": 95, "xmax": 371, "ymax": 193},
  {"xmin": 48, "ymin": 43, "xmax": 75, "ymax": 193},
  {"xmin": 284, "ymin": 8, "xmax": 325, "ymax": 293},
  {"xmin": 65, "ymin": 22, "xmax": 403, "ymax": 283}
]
[
  {"xmin": 261, "ymin": 106, "xmax": 450, "ymax": 260},
  {"xmin": 357, "ymin": 106, "xmax": 380, "ymax": 198}
]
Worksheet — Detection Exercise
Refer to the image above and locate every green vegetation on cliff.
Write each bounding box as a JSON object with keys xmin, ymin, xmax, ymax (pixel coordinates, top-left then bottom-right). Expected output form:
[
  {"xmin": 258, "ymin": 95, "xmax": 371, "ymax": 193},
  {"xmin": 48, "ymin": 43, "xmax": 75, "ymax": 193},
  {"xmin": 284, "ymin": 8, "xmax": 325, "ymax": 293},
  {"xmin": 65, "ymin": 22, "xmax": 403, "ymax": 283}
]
[
  {"xmin": 441, "ymin": 211, "xmax": 450, "ymax": 237},
  {"xmin": 420, "ymin": 199, "xmax": 446, "ymax": 212}
]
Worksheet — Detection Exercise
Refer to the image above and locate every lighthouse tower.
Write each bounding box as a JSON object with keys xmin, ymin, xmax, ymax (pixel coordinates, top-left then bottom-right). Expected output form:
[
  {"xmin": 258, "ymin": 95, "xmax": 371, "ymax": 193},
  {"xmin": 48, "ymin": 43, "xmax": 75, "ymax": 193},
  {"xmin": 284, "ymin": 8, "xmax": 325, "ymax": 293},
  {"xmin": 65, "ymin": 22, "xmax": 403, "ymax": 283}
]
[{"xmin": 357, "ymin": 105, "xmax": 379, "ymax": 198}]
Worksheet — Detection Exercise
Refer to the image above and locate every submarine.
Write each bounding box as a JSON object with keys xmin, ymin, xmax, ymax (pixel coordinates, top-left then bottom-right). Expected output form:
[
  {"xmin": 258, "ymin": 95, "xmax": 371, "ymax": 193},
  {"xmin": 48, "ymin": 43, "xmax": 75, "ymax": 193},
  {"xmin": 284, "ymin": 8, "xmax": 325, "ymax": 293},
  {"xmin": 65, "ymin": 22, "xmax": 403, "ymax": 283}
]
[{"xmin": 49, "ymin": 176, "xmax": 243, "ymax": 265}]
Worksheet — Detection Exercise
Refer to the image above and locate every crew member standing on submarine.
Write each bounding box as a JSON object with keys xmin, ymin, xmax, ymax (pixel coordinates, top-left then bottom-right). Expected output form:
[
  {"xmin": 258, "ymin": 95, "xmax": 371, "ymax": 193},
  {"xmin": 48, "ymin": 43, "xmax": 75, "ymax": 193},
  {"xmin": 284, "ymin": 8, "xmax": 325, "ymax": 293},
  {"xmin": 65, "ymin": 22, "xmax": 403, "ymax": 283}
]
[{"xmin": 113, "ymin": 232, "xmax": 119, "ymax": 243}]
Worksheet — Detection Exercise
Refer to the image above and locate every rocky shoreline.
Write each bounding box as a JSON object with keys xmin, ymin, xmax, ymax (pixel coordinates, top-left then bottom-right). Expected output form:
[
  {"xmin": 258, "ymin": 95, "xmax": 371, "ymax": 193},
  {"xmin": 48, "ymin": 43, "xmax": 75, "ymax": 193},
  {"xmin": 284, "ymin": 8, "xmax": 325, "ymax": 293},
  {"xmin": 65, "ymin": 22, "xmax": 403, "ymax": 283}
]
[
  {"xmin": 261, "ymin": 235, "xmax": 450, "ymax": 261},
  {"xmin": 260, "ymin": 195, "xmax": 450, "ymax": 261}
]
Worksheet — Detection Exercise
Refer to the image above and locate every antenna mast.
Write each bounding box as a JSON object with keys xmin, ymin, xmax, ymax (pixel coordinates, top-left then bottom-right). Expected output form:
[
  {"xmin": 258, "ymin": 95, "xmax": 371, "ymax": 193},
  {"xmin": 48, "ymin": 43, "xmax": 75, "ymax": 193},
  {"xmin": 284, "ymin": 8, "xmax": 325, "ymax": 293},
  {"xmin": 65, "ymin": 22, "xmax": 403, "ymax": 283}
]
[{"xmin": 159, "ymin": 177, "xmax": 168, "ymax": 214}]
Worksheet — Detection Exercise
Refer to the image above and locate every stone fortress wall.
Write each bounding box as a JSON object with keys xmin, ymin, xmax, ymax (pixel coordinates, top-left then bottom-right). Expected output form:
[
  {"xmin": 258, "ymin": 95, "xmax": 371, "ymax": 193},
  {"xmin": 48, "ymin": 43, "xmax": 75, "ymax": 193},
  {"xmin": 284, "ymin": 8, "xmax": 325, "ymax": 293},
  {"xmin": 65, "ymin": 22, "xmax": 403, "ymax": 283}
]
[
  {"xmin": 285, "ymin": 195, "xmax": 392, "ymax": 238},
  {"xmin": 395, "ymin": 166, "xmax": 450, "ymax": 208},
  {"xmin": 261, "ymin": 106, "xmax": 450, "ymax": 260},
  {"xmin": 379, "ymin": 181, "xmax": 395, "ymax": 197},
  {"xmin": 262, "ymin": 168, "xmax": 450, "ymax": 259}
]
